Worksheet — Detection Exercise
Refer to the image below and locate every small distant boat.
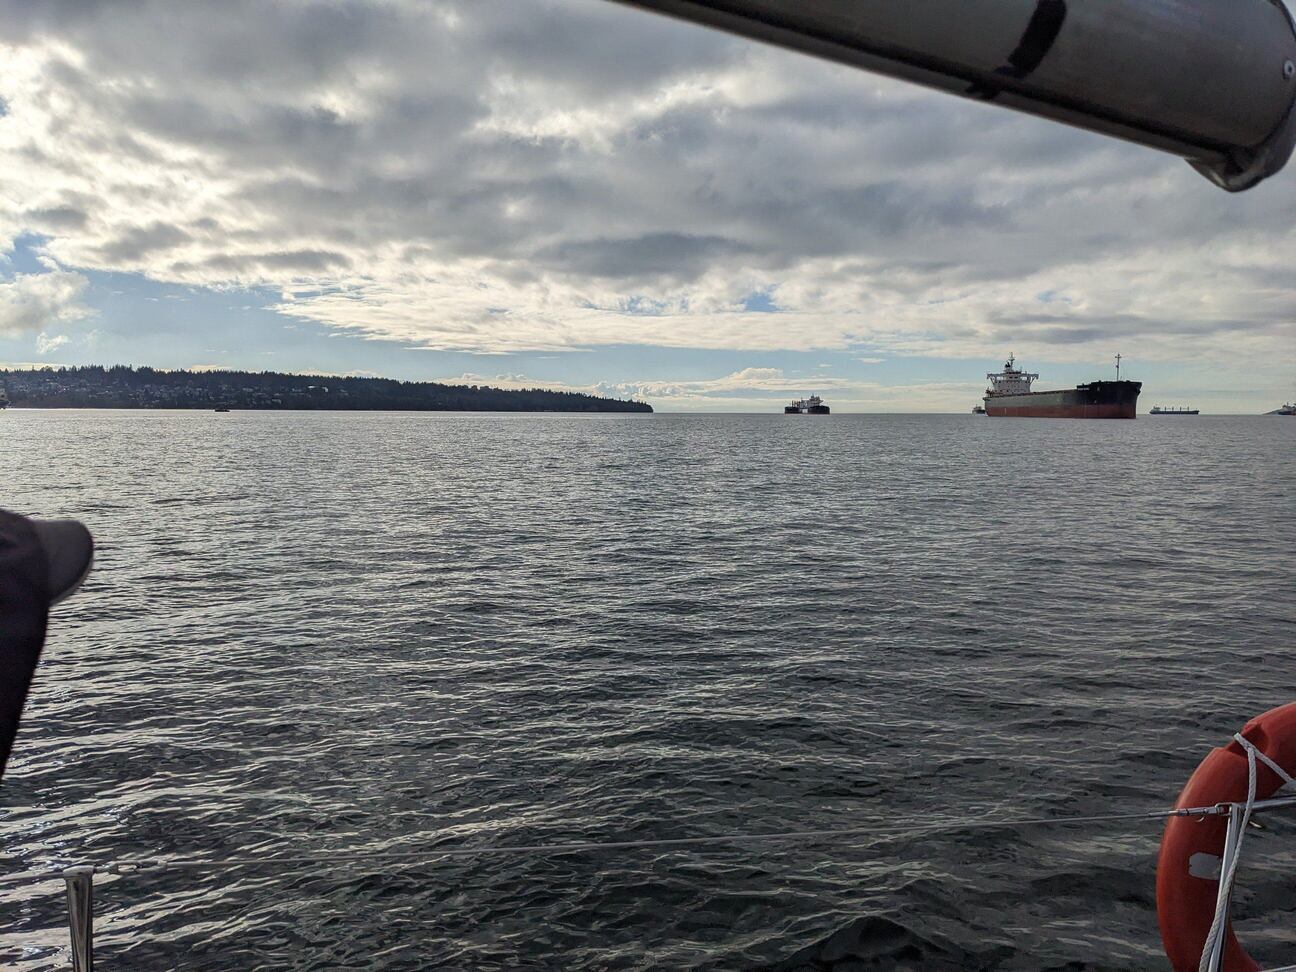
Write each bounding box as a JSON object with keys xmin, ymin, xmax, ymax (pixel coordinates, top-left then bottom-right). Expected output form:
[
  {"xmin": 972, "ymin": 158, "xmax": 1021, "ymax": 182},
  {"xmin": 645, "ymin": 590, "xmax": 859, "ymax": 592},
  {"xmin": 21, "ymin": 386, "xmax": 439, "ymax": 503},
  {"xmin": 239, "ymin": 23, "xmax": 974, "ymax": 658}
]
[
  {"xmin": 1268, "ymin": 402, "xmax": 1296, "ymax": 415},
  {"xmin": 784, "ymin": 395, "xmax": 830, "ymax": 415},
  {"xmin": 1150, "ymin": 405, "xmax": 1199, "ymax": 415},
  {"xmin": 214, "ymin": 406, "xmax": 231, "ymax": 413},
  {"xmin": 972, "ymin": 404, "xmax": 986, "ymax": 414}
]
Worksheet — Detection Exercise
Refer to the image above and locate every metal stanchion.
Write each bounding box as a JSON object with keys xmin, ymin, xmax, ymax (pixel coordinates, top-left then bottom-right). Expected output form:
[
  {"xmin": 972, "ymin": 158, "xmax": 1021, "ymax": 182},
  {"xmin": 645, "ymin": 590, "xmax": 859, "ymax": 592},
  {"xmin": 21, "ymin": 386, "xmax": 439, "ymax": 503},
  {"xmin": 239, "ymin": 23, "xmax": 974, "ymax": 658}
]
[
  {"xmin": 63, "ymin": 866, "xmax": 93, "ymax": 972},
  {"xmin": 1206, "ymin": 803, "xmax": 1243, "ymax": 972}
]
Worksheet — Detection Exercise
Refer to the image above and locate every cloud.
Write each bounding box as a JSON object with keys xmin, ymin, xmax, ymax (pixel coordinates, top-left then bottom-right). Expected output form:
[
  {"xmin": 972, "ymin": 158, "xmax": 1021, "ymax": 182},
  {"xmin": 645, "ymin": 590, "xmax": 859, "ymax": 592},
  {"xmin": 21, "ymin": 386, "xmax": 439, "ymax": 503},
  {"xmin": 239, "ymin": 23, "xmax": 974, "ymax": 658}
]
[
  {"xmin": 0, "ymin": 271, "xmax": 90, "ymax": 335},
  {"xmin": 611, "ymin": 366, "xmax": 853, "ymax": 397},
  {"xmin": 23, "ymin": 205, "xmax": 88, "ymax": 231},
  {"xmin": 447, "ymin": 366, "xmax": 831, "ymax": 400},
  {"xmin": 534, "ymin": 233, "xmax": 758, "ymax": 281},
  {"xmin": 447, "ymin": 367, "xmax": 976, "ymax": 411},
  {"xmin": 0, "ymin": 0, "xmax": 1289, "ymax": 370},
  {"xmin": 35, "ymin": 331, "xmax": 69, "ymax": 354}
]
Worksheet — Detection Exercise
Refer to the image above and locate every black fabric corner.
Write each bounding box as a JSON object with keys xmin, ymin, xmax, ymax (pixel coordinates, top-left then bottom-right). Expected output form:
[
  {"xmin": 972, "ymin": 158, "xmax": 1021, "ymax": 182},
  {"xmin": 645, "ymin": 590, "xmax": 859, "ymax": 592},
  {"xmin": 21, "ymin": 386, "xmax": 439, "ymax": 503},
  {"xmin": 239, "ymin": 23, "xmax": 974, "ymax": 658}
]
[{"xmin": 0, "ymin": 509, "xmax": 52, "ymax": 780}]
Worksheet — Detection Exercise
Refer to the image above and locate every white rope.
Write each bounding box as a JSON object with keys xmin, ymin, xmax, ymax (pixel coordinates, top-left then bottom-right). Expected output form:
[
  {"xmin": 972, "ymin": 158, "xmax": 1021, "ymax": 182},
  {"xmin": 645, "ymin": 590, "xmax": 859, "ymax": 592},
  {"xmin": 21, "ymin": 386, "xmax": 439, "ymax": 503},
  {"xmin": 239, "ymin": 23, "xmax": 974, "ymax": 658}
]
[
  {"xmin": 1234, "ymin": 733, "xmax": 1296, "ymax": 790},
  {"xmin": 1198, "ymin": 734, "xmax": 1296, "ymax": 972}
]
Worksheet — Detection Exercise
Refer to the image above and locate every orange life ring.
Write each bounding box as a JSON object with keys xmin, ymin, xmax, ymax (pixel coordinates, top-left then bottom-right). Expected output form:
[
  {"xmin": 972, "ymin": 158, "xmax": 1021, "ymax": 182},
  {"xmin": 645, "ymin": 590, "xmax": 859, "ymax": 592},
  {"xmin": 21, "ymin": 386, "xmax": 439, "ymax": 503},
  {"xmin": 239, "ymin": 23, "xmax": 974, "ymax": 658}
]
[{"xmin": 1156, "ymin": 702, "xmax": 1296, "ymax": 971}]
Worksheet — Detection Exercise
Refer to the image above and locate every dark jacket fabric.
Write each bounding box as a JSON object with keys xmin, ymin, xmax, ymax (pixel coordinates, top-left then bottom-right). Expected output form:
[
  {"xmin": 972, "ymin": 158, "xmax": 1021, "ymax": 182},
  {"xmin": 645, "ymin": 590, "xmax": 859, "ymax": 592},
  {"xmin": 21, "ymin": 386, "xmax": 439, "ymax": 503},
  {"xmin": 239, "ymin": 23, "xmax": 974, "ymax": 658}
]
[{"xmin": 0, "ymin": 509, "xmax": 51, "ymax": 779}]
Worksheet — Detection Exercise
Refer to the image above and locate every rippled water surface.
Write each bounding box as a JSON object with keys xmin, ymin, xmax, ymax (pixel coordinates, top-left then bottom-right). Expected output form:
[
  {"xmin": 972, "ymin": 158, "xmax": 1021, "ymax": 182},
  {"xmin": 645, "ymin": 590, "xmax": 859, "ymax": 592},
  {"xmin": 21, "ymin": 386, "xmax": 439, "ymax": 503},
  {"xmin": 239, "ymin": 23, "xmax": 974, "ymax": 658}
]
[{"xmin": 2, "ymin": 410, "xmax": 1294, "ymax": 970}]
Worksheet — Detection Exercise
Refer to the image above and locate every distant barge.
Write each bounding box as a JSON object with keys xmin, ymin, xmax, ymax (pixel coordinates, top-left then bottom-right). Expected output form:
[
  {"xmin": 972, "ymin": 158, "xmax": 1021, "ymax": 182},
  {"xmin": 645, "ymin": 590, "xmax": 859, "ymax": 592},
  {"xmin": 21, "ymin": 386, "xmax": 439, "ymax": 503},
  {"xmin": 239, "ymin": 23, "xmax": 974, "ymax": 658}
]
[
  {"xmin": 982, "ymin": 355, "xmax": 1140, "ymax": 419},
  {"xmin": 785, "ymin": 395, "xmax": 830, "ymax": 415},
  {"xmin": 1150, "ymin": 405, "xmax": 1199, "ymax": 415}
]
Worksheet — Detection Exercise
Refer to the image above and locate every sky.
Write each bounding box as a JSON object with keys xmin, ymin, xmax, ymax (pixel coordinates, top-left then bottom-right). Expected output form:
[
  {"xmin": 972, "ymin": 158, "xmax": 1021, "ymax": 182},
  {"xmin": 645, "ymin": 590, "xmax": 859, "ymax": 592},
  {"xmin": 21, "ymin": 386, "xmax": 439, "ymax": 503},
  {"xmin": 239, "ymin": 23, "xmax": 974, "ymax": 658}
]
[{"xmin": 0, "ymin": 0, "xmax": 1292, "ymax": 413}]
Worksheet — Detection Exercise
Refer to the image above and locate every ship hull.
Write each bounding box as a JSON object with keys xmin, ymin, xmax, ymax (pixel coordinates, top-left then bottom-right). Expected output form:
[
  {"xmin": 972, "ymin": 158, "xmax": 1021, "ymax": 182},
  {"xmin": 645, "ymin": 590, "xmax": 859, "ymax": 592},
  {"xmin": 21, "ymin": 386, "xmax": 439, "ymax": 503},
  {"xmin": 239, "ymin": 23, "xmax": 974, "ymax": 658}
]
[
  {"xmin": 785, "ymin": 406, "xmax": 831, "ymax": 414},
  {"xmin": 985, "ymin": 380, "xmax": 1141, "ymax": 419}
]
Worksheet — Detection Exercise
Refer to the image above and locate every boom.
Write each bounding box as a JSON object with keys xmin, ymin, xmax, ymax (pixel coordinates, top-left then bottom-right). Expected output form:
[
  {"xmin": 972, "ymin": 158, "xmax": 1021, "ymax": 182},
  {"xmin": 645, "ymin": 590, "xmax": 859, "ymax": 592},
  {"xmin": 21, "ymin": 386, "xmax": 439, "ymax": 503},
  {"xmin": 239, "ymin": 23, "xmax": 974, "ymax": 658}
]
[{"xmin": 610, "ymin": 0, "xmax": 1296, "ymax": 191}]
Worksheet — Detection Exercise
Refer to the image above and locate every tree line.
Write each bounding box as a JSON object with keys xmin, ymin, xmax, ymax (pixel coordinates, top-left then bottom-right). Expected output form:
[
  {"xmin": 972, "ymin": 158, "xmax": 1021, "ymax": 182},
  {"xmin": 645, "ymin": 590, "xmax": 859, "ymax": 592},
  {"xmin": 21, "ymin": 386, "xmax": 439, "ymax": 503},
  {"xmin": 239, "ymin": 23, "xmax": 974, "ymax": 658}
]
[{"xmin": 0, "ymin": 365, "xmax": 653, "ymax": 413}]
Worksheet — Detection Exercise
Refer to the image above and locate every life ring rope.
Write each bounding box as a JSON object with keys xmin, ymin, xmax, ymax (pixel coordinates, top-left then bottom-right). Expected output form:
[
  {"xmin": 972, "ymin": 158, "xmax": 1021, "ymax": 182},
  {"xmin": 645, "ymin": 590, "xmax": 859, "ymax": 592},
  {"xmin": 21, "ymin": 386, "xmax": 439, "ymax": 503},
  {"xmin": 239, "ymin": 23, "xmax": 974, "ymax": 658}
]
[
  {"xmin": 1197, "ymin": 734, "xmax": 1296, "ymax": 972},
  {"xmin": 1158, "ymin": 704, "xmax": 1296, "ymax": 972},
  {"xmin": 1233, "ymin": 733, "xmax": 1296, "ymax": 791}
]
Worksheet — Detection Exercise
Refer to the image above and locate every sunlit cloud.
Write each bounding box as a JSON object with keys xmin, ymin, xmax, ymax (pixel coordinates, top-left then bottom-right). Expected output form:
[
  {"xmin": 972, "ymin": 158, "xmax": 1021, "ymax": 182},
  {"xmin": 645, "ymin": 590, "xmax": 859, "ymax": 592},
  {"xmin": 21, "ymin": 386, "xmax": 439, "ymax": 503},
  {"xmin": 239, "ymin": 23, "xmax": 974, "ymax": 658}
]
[
  {"xmin": 0, "ymin": 271, "xmax": 90, "ymax": 336},
  {"xmin": 447, "ymin": 367, "xmax": 979, "ymax": 411},
  {"xmin": 35, "ymin": 331, "xmax": 69, "ymax": 354}
]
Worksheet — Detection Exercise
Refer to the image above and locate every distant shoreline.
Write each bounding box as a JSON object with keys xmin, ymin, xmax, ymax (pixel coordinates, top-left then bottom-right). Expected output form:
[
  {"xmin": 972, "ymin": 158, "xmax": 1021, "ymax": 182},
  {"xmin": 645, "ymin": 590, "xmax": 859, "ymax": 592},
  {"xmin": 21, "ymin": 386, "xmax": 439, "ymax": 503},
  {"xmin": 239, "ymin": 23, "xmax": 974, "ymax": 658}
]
[
  {"xmin": 0, "ymin": 405, "xmax": 656, "ymax": 414},
  {"xmin": 2, "ymin": 407, "xmax": 1275, "ymax": 416},
  {"xmin": 0, "ymin": 365, "xmax": 652, "ymax": 414}
]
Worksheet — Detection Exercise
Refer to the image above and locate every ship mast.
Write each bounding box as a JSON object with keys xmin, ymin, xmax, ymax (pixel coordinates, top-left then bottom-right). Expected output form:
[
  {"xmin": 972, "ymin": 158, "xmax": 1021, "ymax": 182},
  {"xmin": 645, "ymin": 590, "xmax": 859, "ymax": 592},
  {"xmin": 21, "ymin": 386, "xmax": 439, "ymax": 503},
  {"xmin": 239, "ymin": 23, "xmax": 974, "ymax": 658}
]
[{"xmin": 1115, "ymin": 354, "xmax": 1122, "ymax": 380}]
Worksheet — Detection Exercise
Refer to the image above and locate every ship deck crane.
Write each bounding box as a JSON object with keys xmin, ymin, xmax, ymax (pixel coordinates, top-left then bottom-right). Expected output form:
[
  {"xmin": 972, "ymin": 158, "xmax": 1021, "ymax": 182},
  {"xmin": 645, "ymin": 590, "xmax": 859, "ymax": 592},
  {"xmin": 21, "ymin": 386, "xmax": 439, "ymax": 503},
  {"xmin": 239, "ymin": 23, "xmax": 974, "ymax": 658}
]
[{"xmin": 609, "ymin": 0, "xmax": 1296, "ymax": 192}]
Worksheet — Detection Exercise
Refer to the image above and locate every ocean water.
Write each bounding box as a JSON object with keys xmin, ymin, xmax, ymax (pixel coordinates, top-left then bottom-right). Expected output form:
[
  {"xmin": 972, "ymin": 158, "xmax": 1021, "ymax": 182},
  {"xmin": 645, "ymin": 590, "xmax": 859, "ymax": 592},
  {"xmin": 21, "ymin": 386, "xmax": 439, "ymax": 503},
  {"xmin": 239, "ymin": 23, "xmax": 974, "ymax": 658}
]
[{"xmin": 1, "ymin": 410, "xmax": 1293, "ymax": 971}]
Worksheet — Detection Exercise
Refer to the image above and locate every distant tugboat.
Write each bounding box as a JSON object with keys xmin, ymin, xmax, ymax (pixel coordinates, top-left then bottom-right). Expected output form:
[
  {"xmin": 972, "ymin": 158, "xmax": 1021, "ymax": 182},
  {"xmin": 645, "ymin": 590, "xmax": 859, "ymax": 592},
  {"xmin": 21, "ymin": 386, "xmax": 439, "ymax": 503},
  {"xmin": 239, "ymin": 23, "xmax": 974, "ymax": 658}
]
[
  {"xmin": 1150, "ymin": 405, "xmax": 1199, "ymax": 415},
  {"xmin": 785, "ymin": 395, "xmax": 830, "ymax": 415},
  {"xmin": 982, "ymin": 354, "xmax": 1141, "ymax": 419},
  {"xmin": 1268, "ymin": 402, "xmax": 1296, "ymax": 415},
  {"xmin": 971, "ymin": 404, "xmax": 986, "ymax": 414}
]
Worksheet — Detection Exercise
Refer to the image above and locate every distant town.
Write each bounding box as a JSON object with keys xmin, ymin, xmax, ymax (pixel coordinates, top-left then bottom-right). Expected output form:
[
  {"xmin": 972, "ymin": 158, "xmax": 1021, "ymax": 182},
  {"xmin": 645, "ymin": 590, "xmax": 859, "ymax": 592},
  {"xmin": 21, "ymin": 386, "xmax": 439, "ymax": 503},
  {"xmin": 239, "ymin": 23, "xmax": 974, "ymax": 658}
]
[{"xmin": 0, "ymin": 366, "xmax": 652, "ymax": 413}]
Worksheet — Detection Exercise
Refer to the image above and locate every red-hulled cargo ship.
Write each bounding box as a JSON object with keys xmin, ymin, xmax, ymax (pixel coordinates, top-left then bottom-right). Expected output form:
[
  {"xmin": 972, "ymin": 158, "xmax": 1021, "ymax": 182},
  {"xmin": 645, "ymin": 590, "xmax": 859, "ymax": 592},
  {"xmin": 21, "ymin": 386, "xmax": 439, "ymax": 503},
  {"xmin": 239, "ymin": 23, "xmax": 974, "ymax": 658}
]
[{"xmin": 983, "ymin": 355, "xmax": 1140, "ymax": 419}]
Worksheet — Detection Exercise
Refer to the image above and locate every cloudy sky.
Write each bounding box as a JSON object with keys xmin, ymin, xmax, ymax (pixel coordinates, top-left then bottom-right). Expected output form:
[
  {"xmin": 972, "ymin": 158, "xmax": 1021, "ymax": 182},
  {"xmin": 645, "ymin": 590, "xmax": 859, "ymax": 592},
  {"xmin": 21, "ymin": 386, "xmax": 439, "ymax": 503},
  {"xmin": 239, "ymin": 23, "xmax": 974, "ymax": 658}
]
[{"xmin": 0, "ymin": 0, "xmax": 1292, "ymax": 412}]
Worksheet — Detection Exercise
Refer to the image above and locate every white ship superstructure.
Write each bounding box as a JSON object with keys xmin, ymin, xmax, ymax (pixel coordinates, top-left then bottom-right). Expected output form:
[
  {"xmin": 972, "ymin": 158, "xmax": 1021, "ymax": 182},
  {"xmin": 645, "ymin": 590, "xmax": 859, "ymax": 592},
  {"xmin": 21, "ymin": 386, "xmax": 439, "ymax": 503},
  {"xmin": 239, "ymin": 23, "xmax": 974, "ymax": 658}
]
[{"xmin": 986, "ymin": 355, "xmax": 1039, "ymax": 396}]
